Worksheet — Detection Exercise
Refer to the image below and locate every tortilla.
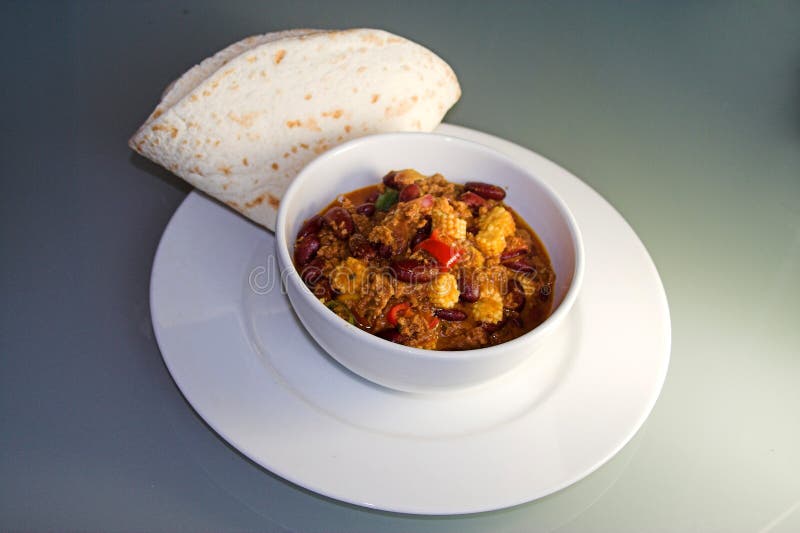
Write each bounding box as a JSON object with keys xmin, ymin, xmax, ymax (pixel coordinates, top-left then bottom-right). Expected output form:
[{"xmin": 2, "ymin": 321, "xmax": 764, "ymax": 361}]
[{"xmin": 129, "ymin": 28, "xmax": 461, "ymax": 230}]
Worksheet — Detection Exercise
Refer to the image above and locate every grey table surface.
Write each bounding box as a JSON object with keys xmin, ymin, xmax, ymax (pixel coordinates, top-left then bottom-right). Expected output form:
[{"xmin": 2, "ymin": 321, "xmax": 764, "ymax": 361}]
[{"xmin": 2, "ymin": 1, "xmax": 799, "ymax": 532}]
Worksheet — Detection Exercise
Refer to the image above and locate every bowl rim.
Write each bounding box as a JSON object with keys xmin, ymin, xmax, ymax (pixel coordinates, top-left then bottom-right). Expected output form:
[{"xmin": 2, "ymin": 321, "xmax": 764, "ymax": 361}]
[{"xmin": 275, "ymin": 131, "xmax": 585, "ymax": 361}]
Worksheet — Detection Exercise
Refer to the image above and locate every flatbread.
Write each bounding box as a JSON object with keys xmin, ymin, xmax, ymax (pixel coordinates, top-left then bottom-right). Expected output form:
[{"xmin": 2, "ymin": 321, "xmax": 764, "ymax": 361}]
[{"xmin": 129, "ymin": 28, "xmax": 461, "ymax": 230}]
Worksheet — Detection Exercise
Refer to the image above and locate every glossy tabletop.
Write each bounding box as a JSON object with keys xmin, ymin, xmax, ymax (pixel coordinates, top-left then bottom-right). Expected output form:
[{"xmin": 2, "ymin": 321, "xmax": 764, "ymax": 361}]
[{"xmin": 1, "ymin": 1, "xmax": 798, "ymax": 531}]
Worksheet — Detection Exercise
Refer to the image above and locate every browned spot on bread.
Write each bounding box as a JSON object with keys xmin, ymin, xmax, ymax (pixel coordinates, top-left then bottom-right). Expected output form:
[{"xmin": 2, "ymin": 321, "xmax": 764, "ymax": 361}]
[
  {"xmin": 245, "ymin": 193, "xmax": 279, "ymax": 209},
  {"xmin": 411, "ymin": 95, "xmax": 419, "ymax": 102},
  {"xmin": 286, "ymin": 120, "xmax": 301, "ymax": 128},
  {"xmin": 245, "ymin": 195, "xmax": 264, "ymax": 208},
  {"xmin": 214, "ymin": 140, "xmax": 220, "ymax": 147},
  {"xmin": 152, "ymin": 124, "xmax": 178, "ymax": 138},
  {"xmin": 229, "ymin": 82, "xmax": 240, "ymax": 90},
  {"xmin": 371, "ymin": 94, "xmax": 380, "ymax": 103},
  {"xmin": 304, "ymin": 93, "xmax": 312, "ymax": 100},
  {"xmin": 260, "ymin": 70, "xmax": 267, "ymax": 77},
  {"xmin": 300, "ymin": 143, "xmax": 309, "ymax": 149},
  {"xmin": 195, "ymin": 153, "xmax": 203, "ymax": 159},
  {"xmin": 242, "ymin": 158, "xmax": 249, "ymax": 166},
  {"xmin": 352, "ymin": 87, "xmax": 358, "ymax": 93},
  {"xmin": 329, "ymin": 52, "xmax": 346, "ymax": 64},
  {"xmin": 274, "ymin": 49, "xmax": 286, "ymax": 64},
  {"xmin": 337, "ymin": 135, "xmax": 343, "ymax": 141},
  {"xmin": 271, "ymin": 163, "xmax": 279, "ymax": 170},
  {"xmin": 321, "ymin": 109, "xmax": 344, "ymax": 119},
  {"xmin": 190, "ymin": 166, "xmax": 203, "ymax": 175},
  {"xmin": 227, "ymin": 200, "xmax": 240, "ymax": 209},
  {"xmin": 344, "ymin": 125, "xmax": 352, "ymax": 133},
  {"xmin": 222, "ymin": 183, "xmax": 229, "ymax": 190},
  {"xmin": 313, "ymin": 143, "xmax": 330, "ymax": 154},
  {"xmin": 169, "ymin": 163, "xmax": 178, "ymax": 171},
  {"xmin": 219, "ymin": 166, "xmax": 232, "ymax": 176},
  {"xmin": 304, "ymin": 118, "xmax": 321, "ymax": 132},
  {"xmin": 222, "ymin": 68, "xmax": 235, "ymax": 77},
  {"xmin": 387, "ymin": 36, "xmax": 404, "ymax": 44},
  {"xmin": 211, "ymin": 80, "xmax": 220, "ymax": 89},
  {"xmin": 357, "ymin": 66, "xmax": 367, "ymax": 73},
  {"xmin": 246, "ymin": 55, "xmax": 257, "ymax": 63},
  {"xmin": 228, "ymin": 111, "xmax": 260, "ymax": 128},
  {"xmin": 187, "ymin": 121, "xmax": 199, "ymax": 129},
  {"xmin": 203, "ymin": 90, "xmax": 211, "ymax": 97},
  {"xmin": 283, "ymin": 152, "xmax": 290, "ymax": 158},
  {"xmin": 385, "ymin": 98, "xmax": 416, "ymax": 118},
  {"xmin": 360, "ymin": 33, "xmax": 384, "ymax": 46},
  {"xmin": 152, "ymin": 108, "xmax": 164, "ymax": 119},
  {"xmin": 291, "ymin": 146, "xmax": 298, "ymax": 153}
]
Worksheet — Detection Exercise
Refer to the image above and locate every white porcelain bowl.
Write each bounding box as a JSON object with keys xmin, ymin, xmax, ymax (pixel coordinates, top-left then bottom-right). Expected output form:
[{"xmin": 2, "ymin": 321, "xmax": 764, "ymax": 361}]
[{"xmin": 275, "ymin": 132, "xmax": 584, "ymax": 393}]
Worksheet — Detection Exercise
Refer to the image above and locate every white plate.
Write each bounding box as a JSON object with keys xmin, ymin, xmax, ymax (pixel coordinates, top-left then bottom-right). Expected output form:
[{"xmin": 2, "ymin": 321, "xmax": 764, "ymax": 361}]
[{"xmin": 150, "ymin": 124, "xmax": 671, "ymax": 515}]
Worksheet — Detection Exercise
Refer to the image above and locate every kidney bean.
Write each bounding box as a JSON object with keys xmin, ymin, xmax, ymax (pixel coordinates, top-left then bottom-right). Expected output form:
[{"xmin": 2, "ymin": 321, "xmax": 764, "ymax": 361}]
[
  {"xmin": 300, "ymin": 257, "xmax": 324, "ymax": 285},
  {"xmin": 503, "ymin": 256, "xmax": 537, "ymax": 274},
  {"xmin": 409, "ymin": 232, "xmax": 426, "ymax": 252},
  {"xmin": 500, "ymin": 244, "xmax": 530, "ymax": 262},
  {"xmin": 458, "ymin": 271, "xmax": 480, "ymax": 303},
  {"xmin": 293, "ymin": 234, "xmax": 320, "ymax": 266},
  {"xmin": 296, "ymin": 214, "xmax": 323, "ymax": 240},
  {"xmin": 348, "ymin": 233, "xmax": 376, "ymax": 260},
  {"xmin": 409, "ymin": 217, "xmax": 432, "ymax": 250},
  {"xmin": 504, "ymin": 279, "xmax": 526, "ymax": 312},
  {"xmin": 481, "ymin": 318, "xmax": 508, "ymax": 333},
  {"xmin": 322, "ymin": 206, "xmax": 354, "ymax": 239},
  {"xmin": 382, "ymin": 171, "xmax": 400, "ymax": 189},
  {"xmin": 376, "ymin": 243, "xmax": 393, "ymax": 259},
  {"xmin": 459, "ymin": 191, "xmax": 486, "ymax": 208},
  {"xmin": 355, "ymin": 202, "xmax": 376, "ymax": 217},
  {"xmin": 434, "ymin": 308, "xmax": 467, "ymax": 321},
  {"xmin": 312, "ymin": 278, "xmax": 335, "ymax": 301},
  {"xmin": 377, "ymin": 328, "xmax": 407, "ymax": 344},
  {"xmin": 465, "ymin": 181, "xmax": 506, "ymax": 200},
  {"xmin": 389, "ymin": 259, "xmax": 439, "ymax": 283},
  {"xmin": 399, "ymin": 183, "xmax": 421, "ymax": 202},
  {"xmin": 365, "ymin": 190, "xmax": 380, "ymax": 203}
]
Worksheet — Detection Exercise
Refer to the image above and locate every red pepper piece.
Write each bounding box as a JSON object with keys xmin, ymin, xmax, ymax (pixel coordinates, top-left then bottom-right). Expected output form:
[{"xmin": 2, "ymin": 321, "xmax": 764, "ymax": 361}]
[
  {"xmin": 413, "ymin": 231, "xmax": 462, "ymax": 270},
  {"xmin": 387, "ymin": 302, "xmax": 411, "ymax": 326}
]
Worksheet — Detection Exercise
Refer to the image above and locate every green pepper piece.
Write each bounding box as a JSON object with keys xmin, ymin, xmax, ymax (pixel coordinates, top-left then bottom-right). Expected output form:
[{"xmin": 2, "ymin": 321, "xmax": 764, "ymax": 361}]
[
  {"xmin": 325, "ymin": 300, "xmax": 356, "ymax": 324},
  {"xmin": 375, "ymin": 189, "xmax": 399, "ymax": 211}
]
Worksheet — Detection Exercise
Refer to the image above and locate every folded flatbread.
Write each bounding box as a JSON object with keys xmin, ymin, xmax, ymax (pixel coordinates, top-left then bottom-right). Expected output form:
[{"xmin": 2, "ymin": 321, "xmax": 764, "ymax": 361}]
[{"xmin": 130, "ymin": 28, "xmax": 461, "ymax": 230}]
